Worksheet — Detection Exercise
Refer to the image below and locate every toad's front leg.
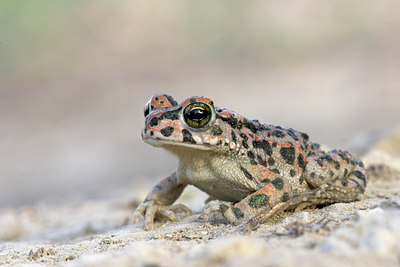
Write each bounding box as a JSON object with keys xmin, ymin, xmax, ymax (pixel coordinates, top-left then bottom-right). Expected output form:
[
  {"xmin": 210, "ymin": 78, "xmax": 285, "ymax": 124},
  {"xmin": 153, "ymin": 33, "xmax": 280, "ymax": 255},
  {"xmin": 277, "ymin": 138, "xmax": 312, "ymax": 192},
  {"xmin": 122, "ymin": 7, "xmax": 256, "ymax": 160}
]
[
  {"xmin": 203, "ymin": 177, "xmax": 292, "ymax": 226},
  {"xmin": 133, "ymin": 172, "xmax": 191, "ymax": 230}
]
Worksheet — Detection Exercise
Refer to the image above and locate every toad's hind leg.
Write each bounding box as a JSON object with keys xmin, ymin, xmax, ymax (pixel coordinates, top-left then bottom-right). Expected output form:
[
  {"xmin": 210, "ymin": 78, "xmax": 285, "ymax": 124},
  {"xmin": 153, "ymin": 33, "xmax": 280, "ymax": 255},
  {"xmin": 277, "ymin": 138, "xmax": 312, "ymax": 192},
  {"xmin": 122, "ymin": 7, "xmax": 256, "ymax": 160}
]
[
  {"xmin": 303, "ymin": 149, "xmax": 367, "ymax": 202},
  {"xmin": 242, "ymin": 178, "xmax": 366, "ymax": 231},
  {"xmin": 241, "ymin": 149, "xmax": 368, "ymax": 230}
]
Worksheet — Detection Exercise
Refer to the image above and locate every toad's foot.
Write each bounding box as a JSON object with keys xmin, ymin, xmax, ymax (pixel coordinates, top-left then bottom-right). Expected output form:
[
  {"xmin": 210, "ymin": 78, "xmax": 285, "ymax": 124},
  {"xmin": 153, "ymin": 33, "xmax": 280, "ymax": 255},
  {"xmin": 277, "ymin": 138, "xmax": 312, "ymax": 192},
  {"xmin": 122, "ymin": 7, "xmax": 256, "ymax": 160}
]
[
  {"xmin": 202, "ymin": 200, "xmax": 246, "ymax": 225},
  {"xmin": 133, "ymin": 200, "xmax": 192, "ymax": 230}
]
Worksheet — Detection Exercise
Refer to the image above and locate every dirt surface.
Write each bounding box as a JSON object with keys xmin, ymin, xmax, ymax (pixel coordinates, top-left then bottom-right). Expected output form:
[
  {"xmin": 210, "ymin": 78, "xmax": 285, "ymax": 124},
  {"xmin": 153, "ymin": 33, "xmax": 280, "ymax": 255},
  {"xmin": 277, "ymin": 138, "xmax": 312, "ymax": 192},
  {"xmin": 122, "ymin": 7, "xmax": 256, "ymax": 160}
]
[{"xmin": 1, "ymin": 130, "xmax": 400, "ymax": 266}]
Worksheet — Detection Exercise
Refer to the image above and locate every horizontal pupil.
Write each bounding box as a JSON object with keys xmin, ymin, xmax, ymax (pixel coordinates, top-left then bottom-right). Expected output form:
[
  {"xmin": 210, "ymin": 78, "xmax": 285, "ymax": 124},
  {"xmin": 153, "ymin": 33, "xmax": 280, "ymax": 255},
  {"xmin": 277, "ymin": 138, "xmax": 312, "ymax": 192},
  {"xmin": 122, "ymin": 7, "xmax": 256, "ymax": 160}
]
[
  {"xmin": 184, "ymin": 103, "xmax": 212, "ymax": 128},
  {"xmin": 188, "ymin": 108, "xmax": 207, "ymax": 120}
]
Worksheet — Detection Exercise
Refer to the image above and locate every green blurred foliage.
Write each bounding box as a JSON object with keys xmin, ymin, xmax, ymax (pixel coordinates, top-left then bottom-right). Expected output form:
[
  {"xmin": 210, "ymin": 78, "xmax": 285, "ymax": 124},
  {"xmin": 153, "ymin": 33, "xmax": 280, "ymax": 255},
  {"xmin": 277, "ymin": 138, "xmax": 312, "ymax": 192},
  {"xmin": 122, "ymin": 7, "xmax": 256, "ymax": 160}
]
[{"xmin": 1, "ymin": 0, "xmax": 397, "ymax": 82}]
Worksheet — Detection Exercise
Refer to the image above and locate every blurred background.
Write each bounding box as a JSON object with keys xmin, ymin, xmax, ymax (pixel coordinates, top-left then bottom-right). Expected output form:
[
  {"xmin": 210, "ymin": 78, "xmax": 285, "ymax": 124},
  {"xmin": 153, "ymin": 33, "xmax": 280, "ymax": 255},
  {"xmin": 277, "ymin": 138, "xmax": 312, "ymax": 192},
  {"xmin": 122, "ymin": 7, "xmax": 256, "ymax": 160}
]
[{"xmin": 1, "ymin": 0, "xmax": 399, "ymax": 208}]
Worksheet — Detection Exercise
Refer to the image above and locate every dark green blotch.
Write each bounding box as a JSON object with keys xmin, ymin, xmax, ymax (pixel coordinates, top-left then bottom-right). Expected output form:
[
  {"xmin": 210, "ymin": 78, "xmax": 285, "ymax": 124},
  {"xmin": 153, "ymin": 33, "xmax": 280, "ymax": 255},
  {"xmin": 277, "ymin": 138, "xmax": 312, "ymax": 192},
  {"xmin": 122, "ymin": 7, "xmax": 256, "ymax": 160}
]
[
  {"xmin": 341, "ymin": 180, "xmax": 349, "ymax": 187},
  {"xmin": 240, "ymin": 133, "xmax": 249, "ymax": 149},
  {"xmin": 270, "ymin": 168, "xmax": 280, "ymax": 174},
  {"xmin": 163, "ymin": 94, "xmax": 178, "ymax": 106},
  {"xmin": 299, "ymin": 175, "xmax": 304, "ymax": 184},
  {"xmin": 281, "ymin": 192, "xmax": 290, "ymax": 202},
  {"xmin": 317, "ymin": 158, "xmax": 323, "ymax": 167},
  {"xmin": 247, "ymin": 151, "xmax": 255, "ymax": 158},
  {"xmin": 227, "ymin": 116, "xmax": 238, "ymax": 128},
  {"xmin": 257, "ymin": 155, "xmax": 267, "ymax": 167},
  {"xmin": 301, "ymin": 132, "xmax": 309, "ymax": 141},
  {"xmin": 220, "ymin": 204, "xmax": 229, "ymax": 213},
  {"xmin": 160, "ymin": 107, "xmax": 182, "ymax": 121},
  {"xmin": 252, "ymin": 140, "xmax": 273, "ymax": 156},
  {"xmin": 242, "ymin": 140, "xmax": 249, "ymax": 149},
  {"xmin": 268, "ymin": 157, "xmax": 275, "ymax": 166},
  {"xmin": 272, "ymin": 177, "xmax": 284, "ymax": 190},
  {"xmin": 218, "ymin": 114, "xmax": 238, "ymax": 128},
  {"xmin": 240, "ymin": 166, "xmax": 254, "ymax": 181},
  {"xmin": 261, "ymin": 178, "xmax": 271, "ymax": 183},
  {"xmin": 231, "ymin": 130, "xmax": 237, "ymax": 143},
  {"xmin": 257, "ymin": 124, "xmax": 267, "ymax": 131},
  {"xmin": 323, "ymin": 154, "xmax": 333, "ymax": 163},
  {"xmin": 160, "ymin": 126, "xmax": 174, "ymax": 137},
  {"xmin": 273, "ymin": 130, "xmax": 285, "ymax": 138},
  {"xmin": 351, "ymin": 178, "xmax": 365, "ymax": 193},
  {"xmin": 290, "ymin": 170, "xmax": 296, "ymax": 177},
  {"xmin": 149, "ymin": 117, "xmax": 158, "ymax": 127},
  {"xmin": 182, "ymin": 129, "xmax": 196, "ymax": 144},
  {"xmin": 233, "ymin": 207, "xmax": 244, "ymax": 219},
  {"xmin": 248, "ymin": 194, "xmax": 269, "ymax": 209},
  {"xmin": 243, "ymin": 118, "xmax": 258, "ymax": 133},
  {"xmin": 338, "ymin": 150, "xmax": 350, "ymax": 163},
  {"xmin": 334, "ymin": 161, "xmax": 340, "ymax": 170},
  {"xmin": 287, "ymin": 128, "xmax": 299, "ymax": 140},
  {"xmin": 210, "ymin": 125, "xmax": 223, "ymax": 136},
  {"xmin": 297, "ymin": 154, "xmax": 307, "ymax": 170},
  {"xmin": 237, "ymin": 120, "xmax": 243, "ymax": 129},
  {"xmin": 354, "ymin": 170, "xmax": 366, "ymax": 184},
  {"xmin": 280, "ymin": 147, "xmax": 295, "ymax": 165}
]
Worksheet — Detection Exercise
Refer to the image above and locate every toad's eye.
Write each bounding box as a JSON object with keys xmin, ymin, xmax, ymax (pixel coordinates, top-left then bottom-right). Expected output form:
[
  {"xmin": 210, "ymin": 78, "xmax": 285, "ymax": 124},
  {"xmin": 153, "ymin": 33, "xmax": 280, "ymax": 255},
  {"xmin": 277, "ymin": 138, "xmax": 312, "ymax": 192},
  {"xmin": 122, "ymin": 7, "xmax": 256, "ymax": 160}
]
[
  {"xmin": 144, "ymin": 101, "xmax": 152, "ymax": 117},
  {"xmin": 183, "ymin": 102, "xmax": 212, "ymax": 128}
]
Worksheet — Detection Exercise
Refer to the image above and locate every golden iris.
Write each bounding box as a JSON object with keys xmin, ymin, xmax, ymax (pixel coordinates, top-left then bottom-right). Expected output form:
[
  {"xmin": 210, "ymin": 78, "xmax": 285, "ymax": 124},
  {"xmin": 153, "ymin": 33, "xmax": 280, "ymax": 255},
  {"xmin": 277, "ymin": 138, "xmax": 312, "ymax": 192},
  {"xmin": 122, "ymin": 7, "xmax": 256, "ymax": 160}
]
[{"xmin": 183, "ymin": 102, "xmax": 212, "ymax": 128}]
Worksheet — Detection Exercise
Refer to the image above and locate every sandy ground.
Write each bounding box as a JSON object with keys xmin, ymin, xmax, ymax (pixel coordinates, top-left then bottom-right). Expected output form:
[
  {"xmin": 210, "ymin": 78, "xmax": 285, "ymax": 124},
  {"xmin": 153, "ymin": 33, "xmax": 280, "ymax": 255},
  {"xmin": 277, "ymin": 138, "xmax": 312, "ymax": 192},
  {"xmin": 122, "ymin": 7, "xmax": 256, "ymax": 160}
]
[{"xmin": 1, "ymin": 129, "xmax": 400, "ymax": 266}]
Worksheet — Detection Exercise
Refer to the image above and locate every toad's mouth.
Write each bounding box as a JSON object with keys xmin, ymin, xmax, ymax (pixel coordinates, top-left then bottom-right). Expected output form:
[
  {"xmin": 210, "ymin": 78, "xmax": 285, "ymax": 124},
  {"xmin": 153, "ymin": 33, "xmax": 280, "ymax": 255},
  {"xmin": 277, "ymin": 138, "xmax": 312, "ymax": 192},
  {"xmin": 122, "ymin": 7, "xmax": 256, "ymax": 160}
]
[{"xmin": 142, "ymin": 136, "xmax": 213, "ymax": 151}]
